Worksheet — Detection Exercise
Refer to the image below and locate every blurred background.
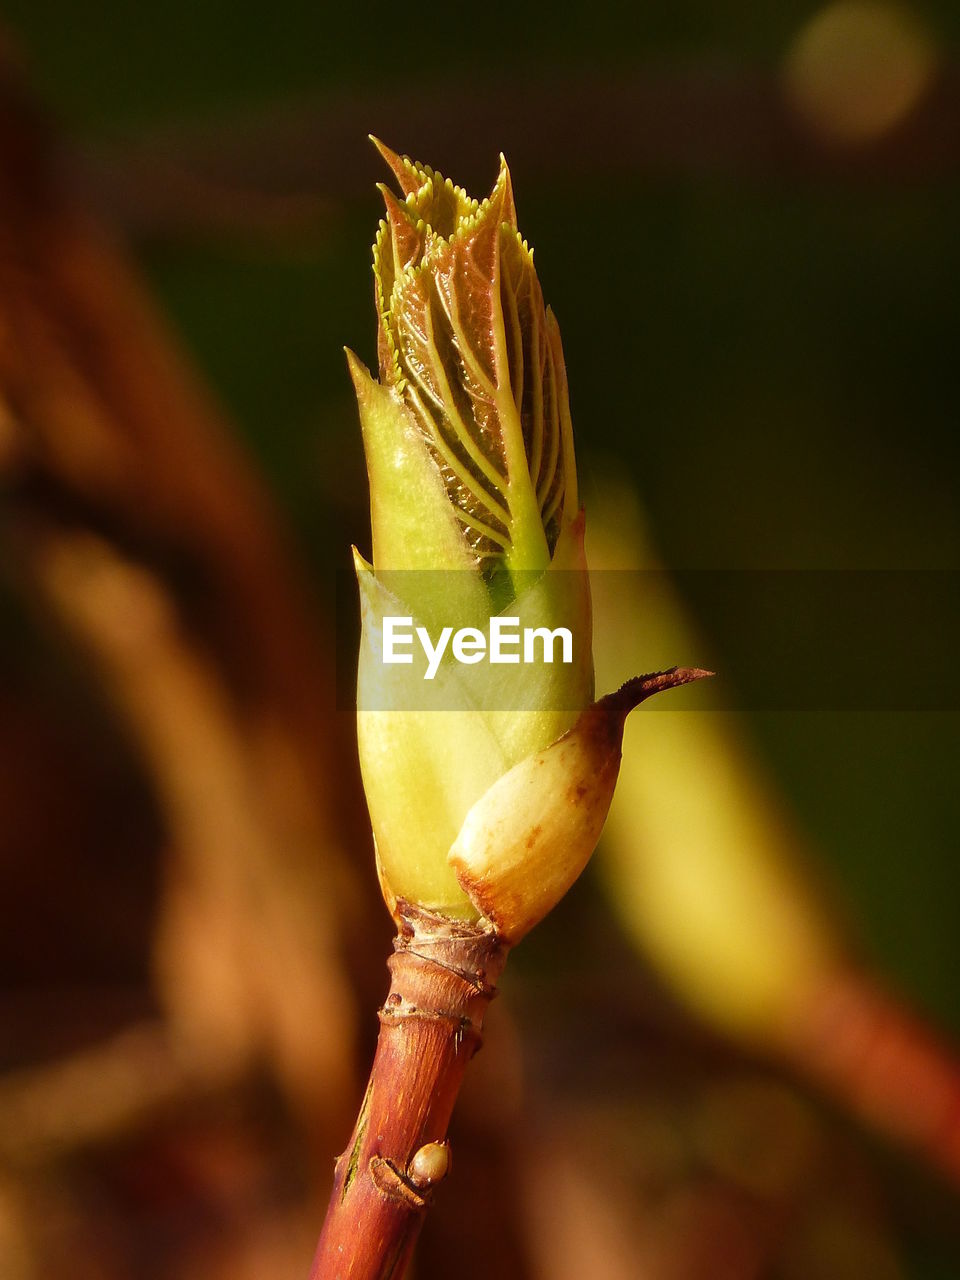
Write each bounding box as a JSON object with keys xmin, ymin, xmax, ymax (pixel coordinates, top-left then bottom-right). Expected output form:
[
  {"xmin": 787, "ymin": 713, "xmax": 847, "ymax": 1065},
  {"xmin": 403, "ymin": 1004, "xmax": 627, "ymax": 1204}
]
[{"xmin": 0, "ymin": 2, "xmax": 958, "ymax": 1276}]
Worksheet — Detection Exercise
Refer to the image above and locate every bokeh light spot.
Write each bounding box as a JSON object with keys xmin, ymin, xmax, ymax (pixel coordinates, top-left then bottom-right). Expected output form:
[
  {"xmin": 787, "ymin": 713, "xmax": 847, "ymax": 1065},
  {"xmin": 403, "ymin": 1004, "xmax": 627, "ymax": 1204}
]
[{"xmin": 782, "ymin": 2, "xmax": 938, "ymax": 144}]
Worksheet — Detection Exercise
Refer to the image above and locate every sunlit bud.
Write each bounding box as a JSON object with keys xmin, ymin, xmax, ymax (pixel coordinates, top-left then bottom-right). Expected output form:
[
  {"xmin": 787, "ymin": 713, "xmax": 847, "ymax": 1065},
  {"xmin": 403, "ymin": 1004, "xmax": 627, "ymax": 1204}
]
[{"xmin": 350, "ymin": 143, "xmax": 593, "ymax": 920}]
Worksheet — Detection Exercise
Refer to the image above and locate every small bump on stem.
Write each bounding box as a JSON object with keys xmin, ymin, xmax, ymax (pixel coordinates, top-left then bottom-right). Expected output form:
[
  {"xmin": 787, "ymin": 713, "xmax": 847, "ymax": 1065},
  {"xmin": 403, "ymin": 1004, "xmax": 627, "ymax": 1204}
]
[{"xmin": 408, "ymin": 1141, "xmax": 451, "ymax": 1189}]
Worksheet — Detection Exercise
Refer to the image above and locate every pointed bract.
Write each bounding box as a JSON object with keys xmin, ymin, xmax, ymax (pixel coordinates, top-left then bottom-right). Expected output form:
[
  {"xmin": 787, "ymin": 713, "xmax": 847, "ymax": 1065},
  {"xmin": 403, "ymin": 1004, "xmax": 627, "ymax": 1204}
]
[{"xmin": 449, "ymin": 669, "xmax": 713, "ymax": 940}]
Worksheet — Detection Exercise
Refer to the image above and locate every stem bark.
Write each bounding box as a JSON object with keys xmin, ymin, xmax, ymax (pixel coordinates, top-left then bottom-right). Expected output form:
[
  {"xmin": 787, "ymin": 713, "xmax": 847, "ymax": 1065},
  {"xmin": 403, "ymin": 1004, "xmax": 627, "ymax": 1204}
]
[{"xmin": 309, "ymin": 900, "xmax": 509, "ymax": 1280}]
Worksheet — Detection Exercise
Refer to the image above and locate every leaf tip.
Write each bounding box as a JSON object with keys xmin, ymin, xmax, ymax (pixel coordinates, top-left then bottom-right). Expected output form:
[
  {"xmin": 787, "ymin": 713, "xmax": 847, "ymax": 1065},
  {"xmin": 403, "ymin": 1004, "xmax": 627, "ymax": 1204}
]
[
  {"xmin": 370, "ymin": 135, "xmax": 421, "ymax": 197},
  {"xmin": 497, "ymin": 152, "xmax": 518, "ymax": 228}
]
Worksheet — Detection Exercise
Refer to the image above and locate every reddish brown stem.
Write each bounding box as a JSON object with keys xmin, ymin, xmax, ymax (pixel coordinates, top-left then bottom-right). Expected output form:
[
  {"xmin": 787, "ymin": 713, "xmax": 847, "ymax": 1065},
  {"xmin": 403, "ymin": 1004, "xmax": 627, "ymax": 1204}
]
[
  {"xmin": 789, "ymin": 967, "xmax": 960, "ymax": 1187},
  {"xmin": 309, "ymin": 901, "xmax": 509, "ymax": 1280}
]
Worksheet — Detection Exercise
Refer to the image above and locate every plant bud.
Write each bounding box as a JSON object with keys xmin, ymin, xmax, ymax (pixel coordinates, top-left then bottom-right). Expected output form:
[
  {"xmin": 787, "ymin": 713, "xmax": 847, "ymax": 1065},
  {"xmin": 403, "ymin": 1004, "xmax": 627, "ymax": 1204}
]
[
  {"xmin": 351, "ymin": 143, "xmax": 593, "ymax": 919},
  {"xmin": 351, "ymin": 145, "xmax": 708, "ymax": 938},
  {"xmin": 448, "ymin": 669, "xmax": 712, "ymax": 941}
]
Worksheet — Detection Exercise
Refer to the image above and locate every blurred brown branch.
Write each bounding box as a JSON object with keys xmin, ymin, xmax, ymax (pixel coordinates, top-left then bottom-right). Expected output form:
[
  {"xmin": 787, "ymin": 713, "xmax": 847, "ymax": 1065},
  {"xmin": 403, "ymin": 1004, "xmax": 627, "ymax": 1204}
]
[
  {"xmin": 0, "ymin": 46, "xmax": 372, "ymax": 1165},
  {"xmin": 589, "ymin": 480, "xmax": 960, "ymax": 1196},
  {"xmin": 0, "ymin": 1020, "xmax": 212, "ymax": 1169}
]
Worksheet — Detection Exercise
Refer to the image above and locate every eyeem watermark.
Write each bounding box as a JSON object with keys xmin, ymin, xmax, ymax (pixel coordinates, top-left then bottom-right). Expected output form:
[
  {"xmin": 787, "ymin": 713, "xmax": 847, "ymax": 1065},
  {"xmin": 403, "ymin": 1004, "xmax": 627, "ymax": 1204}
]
[{"xmin": 383, "ymin": 616, "xmax": 574, "ymax": 681}]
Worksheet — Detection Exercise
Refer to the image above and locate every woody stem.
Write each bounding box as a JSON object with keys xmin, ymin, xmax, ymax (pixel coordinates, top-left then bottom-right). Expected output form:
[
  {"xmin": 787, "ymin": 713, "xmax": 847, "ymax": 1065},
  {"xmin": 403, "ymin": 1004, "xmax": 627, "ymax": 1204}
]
[{"xmin": 308, "ymin": 900, "xmax": 509, "ymax": 1280}]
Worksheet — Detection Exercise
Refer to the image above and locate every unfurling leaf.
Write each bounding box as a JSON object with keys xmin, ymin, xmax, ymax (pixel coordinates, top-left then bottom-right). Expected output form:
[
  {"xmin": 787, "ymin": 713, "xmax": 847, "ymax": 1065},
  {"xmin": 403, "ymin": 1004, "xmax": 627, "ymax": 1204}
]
[{"xmin": 368, "ymin": 140, "xmax": 577, "ymax": 586}]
